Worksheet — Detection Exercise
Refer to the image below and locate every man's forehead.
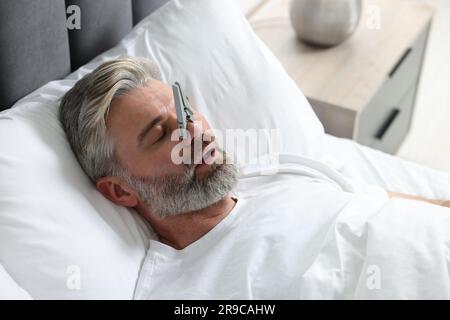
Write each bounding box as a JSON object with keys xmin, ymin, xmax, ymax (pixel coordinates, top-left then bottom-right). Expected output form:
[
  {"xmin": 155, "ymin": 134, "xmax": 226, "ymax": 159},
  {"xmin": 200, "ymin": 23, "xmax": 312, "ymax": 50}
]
[{"xmin": 110, "ymin": 80, "xmax": 172, "ymax": 117}]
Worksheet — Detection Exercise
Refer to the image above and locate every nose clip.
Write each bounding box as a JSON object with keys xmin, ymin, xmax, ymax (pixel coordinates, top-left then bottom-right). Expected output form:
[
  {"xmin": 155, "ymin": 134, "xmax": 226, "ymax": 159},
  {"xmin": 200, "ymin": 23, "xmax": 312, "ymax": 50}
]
[{"xmin": 172, "ymin": 82, "xmax": 195, "ymax": 140}]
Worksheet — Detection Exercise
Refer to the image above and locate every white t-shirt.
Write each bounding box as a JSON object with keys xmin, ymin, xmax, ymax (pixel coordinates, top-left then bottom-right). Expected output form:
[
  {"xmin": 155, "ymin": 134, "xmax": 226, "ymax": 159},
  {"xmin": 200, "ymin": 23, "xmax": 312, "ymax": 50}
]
[{"xmin": 134, "ymin": 156, "xmax": 390, "ymax": 299}]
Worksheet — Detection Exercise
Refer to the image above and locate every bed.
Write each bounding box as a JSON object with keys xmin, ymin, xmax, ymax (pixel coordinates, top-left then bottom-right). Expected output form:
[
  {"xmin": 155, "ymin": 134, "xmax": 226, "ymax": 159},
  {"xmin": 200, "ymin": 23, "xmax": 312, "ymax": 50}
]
[{"xmin": 1, "ymin": 0, "xmax": 450, "ymax": 300}]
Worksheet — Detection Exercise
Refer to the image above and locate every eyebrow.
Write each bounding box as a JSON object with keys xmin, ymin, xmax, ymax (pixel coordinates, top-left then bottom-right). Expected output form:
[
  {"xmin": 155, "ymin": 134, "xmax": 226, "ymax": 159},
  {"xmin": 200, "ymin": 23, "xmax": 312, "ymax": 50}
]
[{"xmin": 137, "ymin": 114, "xmax": 164, "ymax": 147}]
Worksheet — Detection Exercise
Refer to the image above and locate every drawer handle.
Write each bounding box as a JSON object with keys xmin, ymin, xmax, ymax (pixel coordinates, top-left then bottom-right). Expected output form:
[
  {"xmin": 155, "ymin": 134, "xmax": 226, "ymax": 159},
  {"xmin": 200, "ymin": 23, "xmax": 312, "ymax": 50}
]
[
  {"xmin": 375, "ymin": 108, "xmax": 400, "ymax": 140},
  {"xmin": 389, "ymin": 48, "xmax": 412, "ymax": 77}
]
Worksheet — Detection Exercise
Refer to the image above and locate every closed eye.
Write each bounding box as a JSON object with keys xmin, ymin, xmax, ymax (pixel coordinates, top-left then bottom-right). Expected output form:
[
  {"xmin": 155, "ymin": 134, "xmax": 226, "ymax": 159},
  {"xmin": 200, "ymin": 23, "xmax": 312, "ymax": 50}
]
[
  {"xmin": 157, "ymin": 129, "xmax": 166, "ymax": 142},
  {"xmin": 150, "ymin": 126, "xmax": 167, "ymax": 145}
]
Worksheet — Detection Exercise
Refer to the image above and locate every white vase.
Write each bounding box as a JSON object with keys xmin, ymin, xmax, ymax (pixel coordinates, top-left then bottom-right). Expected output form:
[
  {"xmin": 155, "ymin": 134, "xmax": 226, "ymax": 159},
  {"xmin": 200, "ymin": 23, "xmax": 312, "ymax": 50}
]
[{"xmin": 290, "ymin": 0, "xmax": 363, "ymax": 47}]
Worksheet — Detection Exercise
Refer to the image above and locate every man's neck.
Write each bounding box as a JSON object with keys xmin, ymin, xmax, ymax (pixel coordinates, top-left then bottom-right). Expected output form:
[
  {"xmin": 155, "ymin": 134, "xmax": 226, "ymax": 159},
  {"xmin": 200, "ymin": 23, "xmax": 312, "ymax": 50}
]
[{"xmin": 137, "ymin": 196, "xmax": 237, "ymax": 250}]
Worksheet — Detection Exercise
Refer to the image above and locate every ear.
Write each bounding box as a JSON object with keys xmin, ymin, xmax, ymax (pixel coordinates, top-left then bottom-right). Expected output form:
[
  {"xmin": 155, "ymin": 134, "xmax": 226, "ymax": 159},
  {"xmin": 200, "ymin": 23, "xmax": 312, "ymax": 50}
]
[{"xmin": 96, "ymin": 176, "xmax": 139, "ymax": 208}]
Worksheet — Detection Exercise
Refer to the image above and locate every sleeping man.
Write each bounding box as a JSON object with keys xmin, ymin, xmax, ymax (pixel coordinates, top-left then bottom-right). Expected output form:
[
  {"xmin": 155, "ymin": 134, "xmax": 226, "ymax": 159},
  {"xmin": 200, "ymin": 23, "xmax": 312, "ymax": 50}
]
[{"xmin": 59, "ymin": 57, "xmax": 450, "ymax": 299}]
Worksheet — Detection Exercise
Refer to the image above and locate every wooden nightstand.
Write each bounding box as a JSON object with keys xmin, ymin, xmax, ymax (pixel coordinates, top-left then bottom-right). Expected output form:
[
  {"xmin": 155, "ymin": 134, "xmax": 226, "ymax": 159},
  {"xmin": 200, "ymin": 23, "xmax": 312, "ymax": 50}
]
[{"xmin": 249, "ymin": 0, "xmax": 433, "ymax": 154}]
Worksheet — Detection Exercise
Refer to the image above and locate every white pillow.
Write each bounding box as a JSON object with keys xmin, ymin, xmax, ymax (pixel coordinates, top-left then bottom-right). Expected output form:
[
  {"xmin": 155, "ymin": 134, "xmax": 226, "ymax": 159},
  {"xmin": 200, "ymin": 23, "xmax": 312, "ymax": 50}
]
[
  {"xmin": 0, "ymin": 0, "xmax": 324, "ymax": 299},
  {"xmin": 0, "ymin": 264, "xmax": 33, "ymax": 300},
  {"xmin": 0, "ymin": 88, "xmax": 154, "ymax": 299}
]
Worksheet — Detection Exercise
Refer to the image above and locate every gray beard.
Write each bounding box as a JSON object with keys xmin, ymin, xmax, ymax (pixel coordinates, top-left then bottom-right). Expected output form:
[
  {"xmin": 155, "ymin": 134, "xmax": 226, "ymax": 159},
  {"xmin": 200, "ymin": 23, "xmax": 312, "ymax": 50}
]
[{"xmin": 119, "ymin": 152, "xmax": 239, "ymax": 219}]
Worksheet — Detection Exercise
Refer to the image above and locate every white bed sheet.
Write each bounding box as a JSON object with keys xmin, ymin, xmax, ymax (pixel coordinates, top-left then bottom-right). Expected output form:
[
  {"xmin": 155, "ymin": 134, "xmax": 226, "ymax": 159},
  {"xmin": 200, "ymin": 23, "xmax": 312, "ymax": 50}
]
[{"xmin": 322, "ymin": 134, "xmax": 450, "ymax": 202}]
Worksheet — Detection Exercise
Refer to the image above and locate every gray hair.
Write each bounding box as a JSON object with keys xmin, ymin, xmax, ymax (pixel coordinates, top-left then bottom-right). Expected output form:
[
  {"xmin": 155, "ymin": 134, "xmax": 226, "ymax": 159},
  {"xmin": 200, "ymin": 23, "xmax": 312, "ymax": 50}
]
[{"xmin": 59, "ymin": 57, "xmax": 162, "ymax": 182}]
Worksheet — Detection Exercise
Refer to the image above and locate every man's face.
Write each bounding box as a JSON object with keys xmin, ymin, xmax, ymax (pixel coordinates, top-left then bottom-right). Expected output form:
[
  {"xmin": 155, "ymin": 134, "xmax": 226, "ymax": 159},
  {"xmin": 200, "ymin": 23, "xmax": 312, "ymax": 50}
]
[
  {"xmin": 108, "ymin": 78, "xmax": 212, "ymax": 178},
  {"xmin": 105, "ymin": 78, "xmax": 238, "ymax": 218}
]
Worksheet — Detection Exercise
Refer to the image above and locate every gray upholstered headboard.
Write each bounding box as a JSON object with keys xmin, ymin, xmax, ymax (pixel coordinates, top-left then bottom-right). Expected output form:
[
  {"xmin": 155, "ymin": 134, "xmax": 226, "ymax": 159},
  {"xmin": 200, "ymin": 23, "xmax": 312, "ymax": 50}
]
[{"xmin": 0, "ymin": 0, "xmax": 169, "ymax": 111}]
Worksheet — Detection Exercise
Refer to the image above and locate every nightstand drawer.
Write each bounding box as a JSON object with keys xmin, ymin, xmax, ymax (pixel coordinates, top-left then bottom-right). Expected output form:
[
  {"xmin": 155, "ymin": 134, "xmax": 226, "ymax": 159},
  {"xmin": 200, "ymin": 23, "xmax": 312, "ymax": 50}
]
[
  {"xmin": 356, "ymin": 84, "xmax": 417, "ymax": 153},
  {"xmin": 380, "ymin": 27, "xmax": 428, "ymax": 109},
  {"xmin": 357, "ymin": 84, "xmax": 416, "ymax": 153},
  {"xmin": 371, "ymin": 85, "xmax": 416, "ymax": 153},
  {"xmin": 355, "ymin": 27, "xmax": 428, "ymax": 151}
]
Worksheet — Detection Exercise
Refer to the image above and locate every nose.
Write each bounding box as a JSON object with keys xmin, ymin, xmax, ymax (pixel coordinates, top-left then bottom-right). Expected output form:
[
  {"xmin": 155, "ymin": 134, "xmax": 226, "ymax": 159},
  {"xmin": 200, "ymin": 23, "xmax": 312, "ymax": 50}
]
[
  {"xmin": 182, "ymin": 116, "xmax": 214, "ymax": 164},
  {"xmin": 165, "ymin": 105, "xmax": 201, "ymax": 140},
  {"xmin": 166, "ymin": 105, "xmax": 214, "ymax": 164},
  {"xmin": 186, "ymin": 119, "xmax": 203, "ymax": 142}
]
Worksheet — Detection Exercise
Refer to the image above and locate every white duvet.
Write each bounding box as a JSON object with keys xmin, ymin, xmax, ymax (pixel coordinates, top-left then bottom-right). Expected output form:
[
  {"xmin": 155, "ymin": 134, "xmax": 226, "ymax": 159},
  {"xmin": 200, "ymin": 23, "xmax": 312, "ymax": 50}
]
[{"xmin": 134, "ymin": 154, "xmax": 450, "ymax": 299}]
